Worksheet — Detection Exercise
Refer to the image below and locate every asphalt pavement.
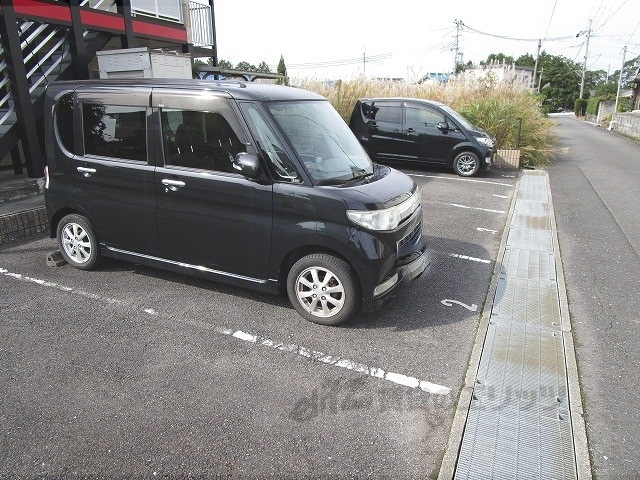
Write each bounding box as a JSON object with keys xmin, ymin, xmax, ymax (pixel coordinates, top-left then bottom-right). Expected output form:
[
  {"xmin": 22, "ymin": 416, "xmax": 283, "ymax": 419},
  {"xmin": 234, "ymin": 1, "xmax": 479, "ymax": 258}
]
[
  {"xmin": 547, "ymin": 116, "xmax": 640, "ymax": 479},
  {"xmin": 4, "ymin": 131, "xmax": 635, "ymax": 477}
]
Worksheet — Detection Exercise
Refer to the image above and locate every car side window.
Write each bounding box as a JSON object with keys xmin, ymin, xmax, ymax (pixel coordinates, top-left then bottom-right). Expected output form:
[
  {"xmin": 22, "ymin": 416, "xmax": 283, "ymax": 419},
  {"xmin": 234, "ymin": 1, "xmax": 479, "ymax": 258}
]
[
  {"xmin": 55, "ymin": 92, "xmax": 75, "ymax": 154},
  {"xmin": 82, "ymin": 103, "xmax": 147, "ymax": 162},
  {"xmin": 405, "ymin": 106, "xmax": 445, "ymax": 128},
  {"xmin": 239, "ymin": 103, "xmax": 300, "ymax": 182},
  {"xmin": 161, "ymin": 108, "xmax": 245, "ymax": 173},
  {"xmin": 369, "ymin": 104, "xmax": 402, "ymax": 124}
]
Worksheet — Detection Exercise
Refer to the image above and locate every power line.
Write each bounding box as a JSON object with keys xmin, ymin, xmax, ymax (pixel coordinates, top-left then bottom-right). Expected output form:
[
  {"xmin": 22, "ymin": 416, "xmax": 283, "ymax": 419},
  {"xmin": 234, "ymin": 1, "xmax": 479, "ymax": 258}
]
[
  {"xmin": 543, "ymin": 0, "xmax": 559, "ymax": 40},
  {"xmin": 462, "ymin": 23, "xmax": 574, "ymax": 42},
  {"xmin": 625, "ymin": 18, "xmax": 640, "ymax": 45},
  {"xmin": 594, "ymin": 0, "xmax": 629, "ymax": 32},
  {"xmin": 286, "ymin": 53, "xmax": 392, "ymax": 70}
]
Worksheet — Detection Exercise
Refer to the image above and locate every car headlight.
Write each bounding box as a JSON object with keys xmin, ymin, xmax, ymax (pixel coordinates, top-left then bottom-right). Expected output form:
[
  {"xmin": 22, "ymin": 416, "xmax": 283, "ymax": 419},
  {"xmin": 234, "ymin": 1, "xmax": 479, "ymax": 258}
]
[
  {"xmin": 475, "ymin": 136, "xmax": 495, "ymax": 148},
  {"xmin": 347, "ymin": 187, "xmax": 421, "ymax": 231}
]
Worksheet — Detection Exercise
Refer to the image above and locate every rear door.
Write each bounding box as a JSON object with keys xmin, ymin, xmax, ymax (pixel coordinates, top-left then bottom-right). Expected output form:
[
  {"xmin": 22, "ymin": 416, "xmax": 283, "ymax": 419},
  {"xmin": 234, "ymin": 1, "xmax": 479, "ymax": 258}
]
[
  {"xmin": 73, "ymin": 87, "xmax": 157, "ymax": 254},
  {"xmin": 360, "ymin": 100, "xmax": 407, "ymax": 162},
  {"xmin": 152, "ymin": 90, "xmax": 273, "ymax": 281}
]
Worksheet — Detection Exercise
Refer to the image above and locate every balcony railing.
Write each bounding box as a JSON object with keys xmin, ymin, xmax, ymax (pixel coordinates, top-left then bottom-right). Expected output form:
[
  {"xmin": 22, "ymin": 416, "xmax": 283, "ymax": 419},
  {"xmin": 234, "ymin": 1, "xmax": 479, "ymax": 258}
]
[
  {"xmin": 131, "ymin": 0, "xmax": 182, "ymax": 23},
  {"xmin": 188, "ymin": 0, "xmax": 214, "ymax": 47}
]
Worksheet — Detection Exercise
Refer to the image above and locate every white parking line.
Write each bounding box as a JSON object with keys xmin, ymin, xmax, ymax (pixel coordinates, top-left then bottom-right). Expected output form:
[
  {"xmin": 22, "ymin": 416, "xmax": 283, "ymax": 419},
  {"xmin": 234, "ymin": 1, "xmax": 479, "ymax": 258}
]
[
  {"xmin": 408, "ymin": 173, "xmax": 513, "ymax": 187},
  {"xmin": 225, "ymin": 329, "xmax": 450, "ymax": 395},
  {"xmin": 446, "ymin": 252, "xmax": 492, "ymax": 264},
  {"xmin": 449, "ymin": 203, "xmax": 506, "ymax": 214},
  {"xmin": 0, "ymin": 267, "xmax": 452, "ymax": 396}
]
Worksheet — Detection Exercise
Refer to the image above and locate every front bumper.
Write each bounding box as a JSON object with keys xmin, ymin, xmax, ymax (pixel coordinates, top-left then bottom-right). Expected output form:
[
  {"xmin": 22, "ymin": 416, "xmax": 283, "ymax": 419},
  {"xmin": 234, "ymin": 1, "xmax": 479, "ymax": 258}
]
[
  {"xmin": 369, "ymin": 242, "xmax": 431, "ymax": 311},
  {"xmin": 483, "ymin": 148, "xmax": 496, "ymax": 167},
  {"xmin": 397, "ymin": 244, "xmax": 431, "ymax": 284}
]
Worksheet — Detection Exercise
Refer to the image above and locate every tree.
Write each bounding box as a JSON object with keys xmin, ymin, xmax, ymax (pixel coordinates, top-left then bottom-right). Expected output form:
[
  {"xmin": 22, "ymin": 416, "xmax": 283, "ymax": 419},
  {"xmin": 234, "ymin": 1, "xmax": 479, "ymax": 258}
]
[
  {"xmin": 481, "ymin": 53, "xmax": 514, "ymax": 66},
  {"xmin": 277, "ymin": 55, "xmax": 289, "ymax": 86},
  {"xmin": 537, "ymin": 53, "xmax": 582, "ymax": 112},
  {"xmin": 455, "ymin": 62, "xmax": 467, "ymax": 74},
  {"xmin": 515, "ymin": 54, "xmax": 535, "ymax": 67},
  {"xmin": 235, "ymin": 61, "xmax": 256, "ymax": 71},
  {"xmin": 581, "ymin": 69, "xmax": 609, "ymax": 97},
  {"xmin": 255, "ymin": 61, "xmax": 269, "ymax": 73}
]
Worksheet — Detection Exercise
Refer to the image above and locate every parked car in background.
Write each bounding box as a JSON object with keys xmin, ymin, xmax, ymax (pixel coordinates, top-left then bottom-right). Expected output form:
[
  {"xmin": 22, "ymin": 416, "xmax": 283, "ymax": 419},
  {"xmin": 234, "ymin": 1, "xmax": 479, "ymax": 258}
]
[{"xmin": 348, "ymin": 98, "xmax": 496, "ymax": 177}]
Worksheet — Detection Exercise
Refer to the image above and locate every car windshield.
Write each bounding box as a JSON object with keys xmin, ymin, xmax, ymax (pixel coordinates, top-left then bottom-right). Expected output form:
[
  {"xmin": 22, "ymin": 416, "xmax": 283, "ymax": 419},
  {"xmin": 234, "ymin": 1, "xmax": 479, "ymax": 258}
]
[
  {"xmin": 439, "ymin": 104, "xmax": 478, "ymax": 131},
  {"xmin": 267, "ymin": 100, "xmax": 373, "ymax": 185}
]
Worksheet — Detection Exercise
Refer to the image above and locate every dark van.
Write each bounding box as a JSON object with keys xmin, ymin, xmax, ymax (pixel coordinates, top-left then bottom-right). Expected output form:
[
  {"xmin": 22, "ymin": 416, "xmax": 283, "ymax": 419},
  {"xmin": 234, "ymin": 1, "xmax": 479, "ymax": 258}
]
[
  {"xmin": 349, "ymin": 98, "xmax": 496, "ymax": 177},
  {"xmin": 44, "ymin": 80, "xmax": 429, "ymax": 325}
]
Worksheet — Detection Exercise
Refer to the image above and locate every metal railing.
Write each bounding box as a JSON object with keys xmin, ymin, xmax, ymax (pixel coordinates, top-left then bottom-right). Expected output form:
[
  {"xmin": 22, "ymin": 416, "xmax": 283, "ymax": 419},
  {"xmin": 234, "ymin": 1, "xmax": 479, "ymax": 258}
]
[
  {"xmin": 131, "ymin": 0, "xmax": 182, "ymax": 23},
  {"xmin": 189, "ymin": 0, "xmax": 214, "ymax": 47}
]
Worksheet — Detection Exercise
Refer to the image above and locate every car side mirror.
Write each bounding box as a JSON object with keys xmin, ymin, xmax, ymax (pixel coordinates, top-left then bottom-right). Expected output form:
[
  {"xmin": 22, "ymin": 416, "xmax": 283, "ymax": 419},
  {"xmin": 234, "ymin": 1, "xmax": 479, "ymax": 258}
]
[
  {"xmin": 233, "ymin": 152, "xmax": 261, "ymax": 179},
  {"xmin": 437, "ymin": 122, "xmax": 450, "ymax": 132}
]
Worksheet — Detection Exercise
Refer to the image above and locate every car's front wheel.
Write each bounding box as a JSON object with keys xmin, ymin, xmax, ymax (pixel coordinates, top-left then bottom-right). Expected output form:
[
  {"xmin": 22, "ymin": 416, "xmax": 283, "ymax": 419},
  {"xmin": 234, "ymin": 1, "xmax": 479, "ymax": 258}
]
[
  {"xmin": 453, "ymin": 151, "xmax": 480, "ymax": 177},
  {"xmin": 287, "ymin": 254, "xmax": 359, "ymax": 325},
  {"xmin": 57, "ymin": 214, "xmax": 100, "ymax": 270}
]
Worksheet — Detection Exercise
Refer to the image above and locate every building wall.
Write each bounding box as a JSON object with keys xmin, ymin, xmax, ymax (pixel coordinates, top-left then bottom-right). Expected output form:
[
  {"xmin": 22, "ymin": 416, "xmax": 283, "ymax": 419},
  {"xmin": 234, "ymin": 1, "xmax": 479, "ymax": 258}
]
[
  {"xmin": 463, "ymin": 64, "xmax": 534, "ymax": 87},
  {"xmin": 610, "ymin": 111, "xmax": 640, "ymax": 140}
]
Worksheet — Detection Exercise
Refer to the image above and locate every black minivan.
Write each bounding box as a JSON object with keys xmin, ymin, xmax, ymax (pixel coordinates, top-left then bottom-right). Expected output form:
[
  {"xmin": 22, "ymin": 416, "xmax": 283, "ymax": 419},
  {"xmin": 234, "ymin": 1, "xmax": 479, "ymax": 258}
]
[
  {"xmin": 349, "ymin": 98, "xmax": 496, "ymax": 176},
  {"xmin": 44, "ymin": 79, "xmax": 429, "ymax": 325}
]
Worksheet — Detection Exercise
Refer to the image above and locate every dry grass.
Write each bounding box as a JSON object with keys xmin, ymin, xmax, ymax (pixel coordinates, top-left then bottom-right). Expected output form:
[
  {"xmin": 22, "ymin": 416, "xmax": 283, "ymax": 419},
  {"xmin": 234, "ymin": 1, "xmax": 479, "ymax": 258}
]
[{"xmin": 296, "ymin": 76, "xmax": 556, "ymax": 167}]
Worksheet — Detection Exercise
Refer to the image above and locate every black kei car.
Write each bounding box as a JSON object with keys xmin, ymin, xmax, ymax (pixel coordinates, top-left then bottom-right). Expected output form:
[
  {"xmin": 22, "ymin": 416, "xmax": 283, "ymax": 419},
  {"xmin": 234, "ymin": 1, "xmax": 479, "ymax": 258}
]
[
  {"xmin": 349, "ymin": 98, "xmax": 496, "ymax": 176},
  {"xmin": 43, "ymin": 79, "xmax": 430, "ymax": 326}
]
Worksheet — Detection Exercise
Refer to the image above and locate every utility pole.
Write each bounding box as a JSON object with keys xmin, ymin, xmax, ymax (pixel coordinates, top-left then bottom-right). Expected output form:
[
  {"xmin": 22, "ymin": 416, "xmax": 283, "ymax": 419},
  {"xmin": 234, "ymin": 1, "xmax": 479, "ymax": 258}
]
[
  {"xmin": 578, "ymin": 19, "xmax": 592, "ymax": 100},
  {"xmin": 538, "ymin": 67, "xmax": 544, "ymax": 92},
  {"xmin": 363, "ymin": 48, "xmax": 366, "ymax": 76},
  {"xmin": 453, "ymin": 19, "xmax": 464, "ymax": 74},
  {"xmin": 615, "ymin": 46, "xmax": 627, "ymax": 112},
  {"xmin": 533, "ymin": 39, "xmax": 542, "ymax": 90}
]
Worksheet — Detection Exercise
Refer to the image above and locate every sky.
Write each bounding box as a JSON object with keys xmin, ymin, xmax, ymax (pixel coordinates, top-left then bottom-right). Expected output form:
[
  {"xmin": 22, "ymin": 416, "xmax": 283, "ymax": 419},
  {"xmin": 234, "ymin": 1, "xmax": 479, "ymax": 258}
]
[{"xmin": 212, "ymin": 0, "xmax": 640, "ymax": 82}]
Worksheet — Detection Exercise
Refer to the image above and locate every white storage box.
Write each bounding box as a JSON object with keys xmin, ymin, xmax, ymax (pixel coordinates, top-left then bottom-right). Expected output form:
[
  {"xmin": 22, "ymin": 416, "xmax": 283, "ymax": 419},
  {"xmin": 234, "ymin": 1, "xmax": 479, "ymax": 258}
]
[{"xmin": 97, "ymin": 47, "xmax": 192, "ymax": 79}]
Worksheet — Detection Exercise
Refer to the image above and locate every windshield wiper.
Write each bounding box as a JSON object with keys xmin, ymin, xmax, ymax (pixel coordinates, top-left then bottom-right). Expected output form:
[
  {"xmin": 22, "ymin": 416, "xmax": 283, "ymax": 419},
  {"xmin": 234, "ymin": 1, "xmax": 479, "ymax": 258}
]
[
  {"xmin": 316, "ymin": 178, "xmax": 347, "ymax": 186},
  {"xmin": 316, "ymin": 169, "xmax": 374, "ymax": 187},
  {"xmin": 342, "ymin": 169, "xmax": 374, "ymax": 186}
]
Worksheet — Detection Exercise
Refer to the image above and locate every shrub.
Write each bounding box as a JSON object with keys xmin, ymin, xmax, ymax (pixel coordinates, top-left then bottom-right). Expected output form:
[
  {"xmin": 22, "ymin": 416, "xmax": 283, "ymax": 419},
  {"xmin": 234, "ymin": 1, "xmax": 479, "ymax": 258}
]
[
  {"xmin": 296, "ymin": 76, "xmax": 555, "ymax": 167},
  {"xmin": 586, "ymin": 96, "xmax": 602, "ymax": 115}
]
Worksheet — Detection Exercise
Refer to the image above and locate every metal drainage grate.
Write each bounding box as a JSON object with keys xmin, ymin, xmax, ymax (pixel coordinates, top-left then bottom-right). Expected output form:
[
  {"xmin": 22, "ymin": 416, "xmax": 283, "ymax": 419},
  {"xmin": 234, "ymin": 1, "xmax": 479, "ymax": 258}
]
[{"xmin": 454, "ymin": 171, "xmax": 577, "ymax": 479}]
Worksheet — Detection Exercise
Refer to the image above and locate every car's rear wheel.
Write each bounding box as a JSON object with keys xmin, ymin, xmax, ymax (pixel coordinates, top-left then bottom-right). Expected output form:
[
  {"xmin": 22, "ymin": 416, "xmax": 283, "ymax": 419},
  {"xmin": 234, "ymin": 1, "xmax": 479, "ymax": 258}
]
[
  {"xmin": 453, "ymin": 151, "xmax": 480, "ymax": 176},
  {"xmin": 287, "ymin": 254, "xmax": 359, "ymax": 325},
  {"xmin": 57, "ymin": 214, "xmax": 100, "ymax": 270}
]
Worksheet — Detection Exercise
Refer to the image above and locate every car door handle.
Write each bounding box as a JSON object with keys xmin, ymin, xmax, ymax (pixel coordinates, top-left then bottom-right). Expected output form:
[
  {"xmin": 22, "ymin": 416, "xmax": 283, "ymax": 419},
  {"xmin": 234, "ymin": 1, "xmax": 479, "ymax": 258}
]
[
  {"xmin": 406, "ymin": 127, "xmax": 416, "ymax": 133},
  {"xmin": 77, "ymin": 166, "xmax": 96, "ymax": 177},
  {"xmin": 161, "ymin": 178, "xmax": 186, "ymax": 191}
]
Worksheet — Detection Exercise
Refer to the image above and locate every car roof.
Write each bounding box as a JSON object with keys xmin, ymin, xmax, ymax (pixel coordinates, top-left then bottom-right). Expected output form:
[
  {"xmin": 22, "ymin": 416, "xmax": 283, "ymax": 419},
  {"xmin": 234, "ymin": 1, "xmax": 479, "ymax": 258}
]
[
  {"xmin": 360, "ymin": 97, "xmax": 446, "ymax": 108},
  {"xmin": 48, "ymin": 79, "xmax": 326, "ymax": 102}
]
